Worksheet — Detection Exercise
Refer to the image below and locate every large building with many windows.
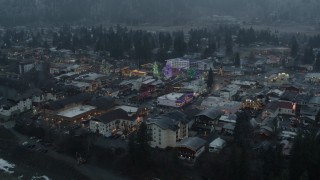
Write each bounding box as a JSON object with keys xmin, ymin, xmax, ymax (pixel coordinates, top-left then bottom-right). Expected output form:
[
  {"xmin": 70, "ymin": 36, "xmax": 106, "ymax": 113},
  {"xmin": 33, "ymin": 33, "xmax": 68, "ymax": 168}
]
[{"xmin": 147, "ymin": 111, "xmax": 189, "ymax": 149}]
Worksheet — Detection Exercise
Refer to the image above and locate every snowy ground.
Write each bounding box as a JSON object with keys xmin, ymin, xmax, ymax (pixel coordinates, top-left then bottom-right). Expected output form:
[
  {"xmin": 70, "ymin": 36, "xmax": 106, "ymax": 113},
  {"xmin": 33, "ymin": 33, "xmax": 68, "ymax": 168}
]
[
  {"xmin": 31, "ymin": 175, "xmax": 50, "ymax": 180},
  {"xmin": 0, "ymin": 158, "xmax": 15, "ymax": 174},
  {"xmin": 0, "ymin": 158, "xmax": 51, "ymax": 180}
]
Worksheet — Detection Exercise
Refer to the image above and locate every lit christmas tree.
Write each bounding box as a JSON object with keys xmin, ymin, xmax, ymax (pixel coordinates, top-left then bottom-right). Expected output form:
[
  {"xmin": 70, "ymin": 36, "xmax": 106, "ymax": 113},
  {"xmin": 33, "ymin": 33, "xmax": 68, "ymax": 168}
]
[
  {"xmin": 187, "ymin": 68, "xmax": 196, "ymax": 79},
  {"xmin": 153, "ymin": 62, "xmax": 159, "ymax": 78}
]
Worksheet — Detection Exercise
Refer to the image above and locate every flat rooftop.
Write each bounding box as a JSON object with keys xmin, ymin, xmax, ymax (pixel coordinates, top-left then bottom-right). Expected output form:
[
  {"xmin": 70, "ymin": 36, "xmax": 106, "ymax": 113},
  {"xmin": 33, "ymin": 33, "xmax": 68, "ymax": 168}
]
[
  {"xmin": 116, "ymin": 105, "xmax": 138, "ymax": 114},
  {"xmin": 158, "ymin": 93, "xmax": 185, "ymax": 100},
  {"xmin": 68, "ymin": 81, "xmax": 91, "ymax": 88},
  {"xmin": 76, "ymin": 73, "xmax": 106, "ymax": 81},
  {"xmin": 57, "ymin": 105, "xmax": 96, "ymax": 118},
  {"xmin": 54, "ymin": 72, "xmax": 79, "ymax": 80}
]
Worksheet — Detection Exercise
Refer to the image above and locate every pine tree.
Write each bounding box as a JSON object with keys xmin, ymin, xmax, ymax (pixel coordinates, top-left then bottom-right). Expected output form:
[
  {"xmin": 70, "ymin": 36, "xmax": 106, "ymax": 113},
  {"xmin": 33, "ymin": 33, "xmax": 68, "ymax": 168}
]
[
  {"xmin": 234, "ymin": 112, "xmax": 253, "ymax": 146},
  {"xmin": 314, "ymin": 53, "xmax": 320, "ymax": 72},
  {"xmin": 128, "ymin": 122, "xmax": 151, "ymax": 167},
  {"xmin": 291, "ymin": 36, "xmax": 299, "ymax": 57},
  {"xmin": 207, "ymin": 68, "xmax": 214, "ymax": 89},
  {"xmin": 234, "ymin": 53, "xmax": 241, "ymax": 67},
  {"xmin": 225, "ymin": 33, "xmax": 233, "ymax": 55}
]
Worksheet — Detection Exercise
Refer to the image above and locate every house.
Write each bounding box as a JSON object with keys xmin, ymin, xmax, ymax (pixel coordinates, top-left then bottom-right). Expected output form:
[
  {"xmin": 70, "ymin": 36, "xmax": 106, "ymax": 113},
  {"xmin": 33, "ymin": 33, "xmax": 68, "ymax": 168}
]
[
  {"xmin": 304, "ymin": 73, "xmax": 320, "ymax": 83},
  {"xmin": 279, "ymin": 91, "xmax": 297, "ymax": 102},
  {"xmin": 74, "ymin": 73, "xmax": 108, "ymax": 92},
  {"xmin": 147, "ymin": 111, "xmax": 189, "ymax": 149},
  {"xmin": 90, "ymin": 108, "xmax": 141, "ymax": 137},
  {"xmin": 278, "ymin": 101, "xmax": 296, "ymax": 116},
  {"xmin": 201, "ymin": 96, "xmax": 241, "ymax": 113},
  {"xmin": 308, "ymin": 96, "xmax": 320, "ymax": 108},
  {"xmin": 19, "ymin": 60, "xmax": 35, "ymax": 74},
  {"xmin": 242, "ymin": 96, "xmax": 264, "ymax": 110},
  {"xmin": 282, "ymin": 85, "xmax": 301, "ymax": 93},
  {"xmin": 222, "ymin": 123, "xmax": 235, "ymax": 135},
  {"xmin": 50, "ymin": 63, "xmax": 80, "ymax": 75},
  {"xmin": 219, "ymin": 84, "xmax": 240, "ymax": 100},
  {"xmin": 195, "ymin": 108, "xmax": 223, "ymax": 134},
  {"xmin": 42, "ymin": 93, "xmax": 93, "ymax": 125},
  {"xmin": 157, "ymin": 93, "xmax": 193, "ymax": 108},
  {"xmin": 176, "ymin": 137, "xmax": 206, "ymax": 162},
  {"xmin": 209, "ymin": 137, "xmax": 226, "ymax": 153},
  {"xmin": 295, "ymin": 94, "xmax": 312, "ymax": 115},
  {"xmin": 300, "ymin": 106, "xmax": 320, "ymax": 125},
  {"xmin": 266, "ymin": 89, "xmax": 285, "ymax": 101},
  {"xmin": 0, "ymin": 95, "xmax": 32, "ymax": 121},
  {"xmin": 262, "ymin": 101, "xmax": 279, "ymax": 119},
  {"xmin": 179, "ymin": 79, "xmax": 207, "ymax": 97},
  {"xmin": 260, "ymin": 117, "xmax": 278, "ymax": 137}
]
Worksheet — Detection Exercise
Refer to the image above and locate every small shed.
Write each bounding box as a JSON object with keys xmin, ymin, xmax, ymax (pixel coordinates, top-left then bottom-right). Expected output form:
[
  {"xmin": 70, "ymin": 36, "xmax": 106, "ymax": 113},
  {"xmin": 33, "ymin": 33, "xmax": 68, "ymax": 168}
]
[{"xmin": 209, "ymin": 137, "xmax": 226, "ymax": 153}]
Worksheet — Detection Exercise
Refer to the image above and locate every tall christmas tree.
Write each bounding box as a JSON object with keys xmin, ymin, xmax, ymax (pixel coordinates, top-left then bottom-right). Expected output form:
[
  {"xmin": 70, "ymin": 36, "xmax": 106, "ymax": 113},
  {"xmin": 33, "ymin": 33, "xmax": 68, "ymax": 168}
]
[
  {"xmin": 187, "ymin": 68, "xmax": 196, "ymax": 79},
  {"xmin": 153, "ymin": 62, "xmax": 159, "ymax": 78}
]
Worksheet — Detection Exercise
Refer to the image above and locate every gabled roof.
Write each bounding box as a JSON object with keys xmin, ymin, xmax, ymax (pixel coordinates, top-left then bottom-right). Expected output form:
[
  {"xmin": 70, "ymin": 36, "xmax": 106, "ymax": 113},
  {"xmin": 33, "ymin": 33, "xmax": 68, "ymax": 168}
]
[
  {"xmin": 265, "ymin": 101, "xmax": 279, "ymax": 112},
  {"xmin": 195, "ymin": 108, "xmax": 223, "ymax": 120},
  {"xmin": 279, "ymin": 91, "xmax": 297, "ymax": 102},
  {"xmin": 94, "ymin": 108, "xmax": 135, "ymax": 124},
  {"xmin": 164, "ymin": 111, "xmax": 189, "ymax": 124},
  {"xmin": 176, "ymin": 137, "xmax": 206, "ymax": 152},
  {"xmin": 295, "ymin": 94, "xmax": 312, "ymax": 104},
  {"xmin": 150, "ymin": 116, "xmax": 180, "ymax": 131},
  {"xmin": 209, "ymin": 137, "xmax": 226, "ymax": 147},
  {"xmin": 309, "ymin": 96, "xmax": 320, "ymax": 105},
  {"xmin": 148, "ymin": 111, "xmax": 189, "ymax": 131}
]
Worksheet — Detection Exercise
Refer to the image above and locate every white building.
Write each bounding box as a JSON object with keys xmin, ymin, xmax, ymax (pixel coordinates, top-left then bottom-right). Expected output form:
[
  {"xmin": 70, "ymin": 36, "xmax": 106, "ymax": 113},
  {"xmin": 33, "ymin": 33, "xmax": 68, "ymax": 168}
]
[
  {"xmin": 19, "ymin": 61, "xmax": 35, "ymax": 74},
  {"xmin": 90, "ymin": 108, "xmax": 141, "ymax": 137},
  {"xmin": 278, "ymin": 101, "xmax": 296, "ymax": 116},
  {"xmin": 32, "ymin": 90, "xmax": 57, "ymax": 104},
  {"xmin": 166, "ymin": 58, "xmax": 190, "ymax": 69},
  {"xmin": 0, "ymin": 97, "xmax": 32, "ymax": 120},
  {"xmin": 157, "ymin": 93, "xmax": 193, "ymax": 108},
  {"xmin": 166, "ymin": 58, "xmax": 214, "ymax": 71},
  {"xmin": 147, "ymin": 111, "xmax": 189, "ymax": 149}
]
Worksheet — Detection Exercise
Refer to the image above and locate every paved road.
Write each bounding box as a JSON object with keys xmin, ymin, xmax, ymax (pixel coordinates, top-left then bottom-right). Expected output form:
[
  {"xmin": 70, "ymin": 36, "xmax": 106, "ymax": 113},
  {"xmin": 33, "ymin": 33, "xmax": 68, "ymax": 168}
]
[{"xmin": 1, "ymin": 121, "xmax": 128, "ymax": 180}]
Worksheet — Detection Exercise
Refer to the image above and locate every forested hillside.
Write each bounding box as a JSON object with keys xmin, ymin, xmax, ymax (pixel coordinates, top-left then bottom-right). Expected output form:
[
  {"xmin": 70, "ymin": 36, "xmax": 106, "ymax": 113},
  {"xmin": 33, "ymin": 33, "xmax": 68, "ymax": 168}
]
[{"xmin": 0, "ymin": 0, "xmax": 319, "ymax": 26}]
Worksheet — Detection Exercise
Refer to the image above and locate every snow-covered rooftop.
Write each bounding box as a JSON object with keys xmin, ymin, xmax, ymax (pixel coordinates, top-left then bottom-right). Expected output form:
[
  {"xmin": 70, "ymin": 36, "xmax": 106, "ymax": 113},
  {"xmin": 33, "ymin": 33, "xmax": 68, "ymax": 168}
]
[
  {"xmin": 116, "ymin": 106, "xmax": 138, "ymax": 114},
  {"xmin": 158, "ymin": 93, "xmax": 185, "ymax": 100},
  {"xmin": 76, "ymin": 73, "xmax": 106, "ymax": 81},
  {"xmin": 57, "ymin": 105, "xmax": 96, "ymax": 118}
]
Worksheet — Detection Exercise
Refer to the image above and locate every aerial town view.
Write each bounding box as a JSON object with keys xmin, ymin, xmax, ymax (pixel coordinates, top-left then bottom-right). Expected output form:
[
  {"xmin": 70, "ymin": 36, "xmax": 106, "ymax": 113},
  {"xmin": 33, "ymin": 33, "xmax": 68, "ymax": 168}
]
[{"xmin": 0, "ymin": 0, "xmax": 320, "ymax": 180}]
